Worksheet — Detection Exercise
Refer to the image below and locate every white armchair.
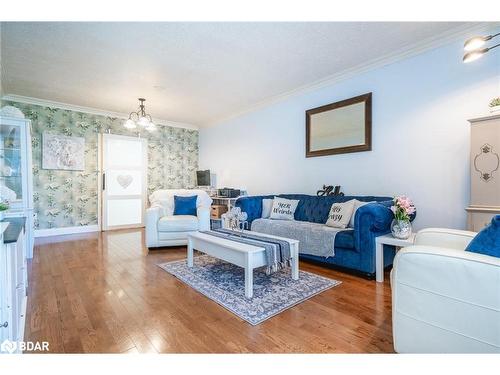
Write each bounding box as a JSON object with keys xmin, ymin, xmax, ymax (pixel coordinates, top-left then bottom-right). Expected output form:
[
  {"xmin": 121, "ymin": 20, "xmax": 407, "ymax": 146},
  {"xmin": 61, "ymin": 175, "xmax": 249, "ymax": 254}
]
[
  {"xmin": 391, "ymin": 228, "xmax": 500, "ymax": 353},
  {"xmin": 145, "ymin": 189, "xmax": 212, "ymax": 248}
]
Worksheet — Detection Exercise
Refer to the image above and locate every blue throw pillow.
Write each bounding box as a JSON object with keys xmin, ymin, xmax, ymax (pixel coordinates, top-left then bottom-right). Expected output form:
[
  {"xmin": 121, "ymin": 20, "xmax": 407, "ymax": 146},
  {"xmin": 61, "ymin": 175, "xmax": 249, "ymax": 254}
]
[
  {"xmin": 465, "ymin": 215, "xmax": 500, "ymax": 258},
  {"xmin": 173, "ymin": 195, "xmax": 197, "ymax": 216}
]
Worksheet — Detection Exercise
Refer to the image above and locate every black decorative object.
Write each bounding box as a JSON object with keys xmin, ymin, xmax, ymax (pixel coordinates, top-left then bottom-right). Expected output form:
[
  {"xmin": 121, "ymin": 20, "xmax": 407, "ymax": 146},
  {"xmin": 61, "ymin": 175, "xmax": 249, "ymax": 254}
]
[
  {"xmin": 316, "ymin": 185, "xmax": 344, "ymax": 197},
  {"xmin": 218, "ymin": 188, "xmax": 241, "ymax": 198}
]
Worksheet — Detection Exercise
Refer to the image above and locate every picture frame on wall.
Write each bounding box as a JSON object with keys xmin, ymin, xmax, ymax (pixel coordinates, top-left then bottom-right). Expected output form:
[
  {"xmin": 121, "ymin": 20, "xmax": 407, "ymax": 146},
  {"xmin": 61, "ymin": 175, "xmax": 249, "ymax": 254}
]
[
  {"xmin": 305, "ymin": 92, "xmax": 372, "ymax": 157},
  {"xmin": 42, "ymin": 132, "xmax": 85, "ymax": 170}
]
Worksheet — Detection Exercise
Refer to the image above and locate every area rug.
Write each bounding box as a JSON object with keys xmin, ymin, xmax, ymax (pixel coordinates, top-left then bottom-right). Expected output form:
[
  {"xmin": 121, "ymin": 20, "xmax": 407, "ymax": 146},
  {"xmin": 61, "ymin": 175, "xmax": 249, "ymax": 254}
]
[{"xmin": 157, "ymin": 255, "xmax": 341, "ymax": 325}]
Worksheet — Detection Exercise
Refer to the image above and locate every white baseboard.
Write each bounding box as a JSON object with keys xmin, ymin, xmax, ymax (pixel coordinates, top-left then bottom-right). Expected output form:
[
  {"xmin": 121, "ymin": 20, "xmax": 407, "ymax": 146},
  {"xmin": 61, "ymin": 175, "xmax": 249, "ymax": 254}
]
[{"xmin": 34, "ymin": 225, "xmax": 99, "ymax": 238}]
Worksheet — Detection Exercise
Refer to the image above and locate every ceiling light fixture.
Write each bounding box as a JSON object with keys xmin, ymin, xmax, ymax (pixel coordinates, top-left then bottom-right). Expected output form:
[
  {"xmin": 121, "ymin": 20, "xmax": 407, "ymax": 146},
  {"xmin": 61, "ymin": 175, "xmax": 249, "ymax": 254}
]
[
  {"xmin": 463, "ymin": 32, "xmax": 500, "ymax": 63},
  {"xmin": 464, "ymin": 33, "xmax": 499, "ymax": 51},
  {"xmin": 463, "ymin": 45, "xmax": 500, "ymax": 63},
  {"xmin": 124, "ymin": 98, "xmax": 156, "ymax": 131}
]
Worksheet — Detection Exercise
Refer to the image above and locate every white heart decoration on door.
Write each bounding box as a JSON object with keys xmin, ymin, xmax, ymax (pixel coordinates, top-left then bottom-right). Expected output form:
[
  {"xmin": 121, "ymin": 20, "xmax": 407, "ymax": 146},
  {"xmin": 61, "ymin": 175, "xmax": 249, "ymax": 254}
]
[{"xmin": 117, "ymin": 174, "xmax": 133, "ymax": 189}]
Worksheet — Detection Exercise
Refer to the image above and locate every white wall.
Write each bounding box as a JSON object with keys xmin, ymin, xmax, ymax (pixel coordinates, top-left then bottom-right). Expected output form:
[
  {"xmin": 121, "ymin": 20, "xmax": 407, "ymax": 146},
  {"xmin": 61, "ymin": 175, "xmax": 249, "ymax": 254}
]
[{"xmin": 199, "ymin": 33, "xmax": 500, "ymax": 230}]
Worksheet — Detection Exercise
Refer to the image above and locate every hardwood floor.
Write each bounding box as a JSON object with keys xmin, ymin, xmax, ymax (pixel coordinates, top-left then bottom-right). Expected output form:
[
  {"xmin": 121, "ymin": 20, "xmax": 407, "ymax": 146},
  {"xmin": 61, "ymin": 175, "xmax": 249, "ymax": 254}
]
[{"xmin": 25, "ymin": 229, "xmax": 394, "ymax": 353}]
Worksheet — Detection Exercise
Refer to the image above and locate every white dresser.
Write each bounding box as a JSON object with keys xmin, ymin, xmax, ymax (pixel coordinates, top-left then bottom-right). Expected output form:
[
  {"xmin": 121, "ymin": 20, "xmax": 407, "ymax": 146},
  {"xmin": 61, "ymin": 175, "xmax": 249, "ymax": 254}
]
[
  {"xmin": 0, "ymin": 218, "xmax": 28, "ymax": 353},
  {"xmin": 466, "ymin": 114, "xmax": 500, "ymax": 231}
]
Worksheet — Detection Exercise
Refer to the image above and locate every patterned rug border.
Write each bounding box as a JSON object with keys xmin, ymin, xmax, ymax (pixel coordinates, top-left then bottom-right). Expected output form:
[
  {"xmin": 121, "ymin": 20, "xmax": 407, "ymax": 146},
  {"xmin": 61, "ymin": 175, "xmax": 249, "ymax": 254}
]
[{"xmin": 157, "ymin": 255, "xmax": 341, "ymax": 325}]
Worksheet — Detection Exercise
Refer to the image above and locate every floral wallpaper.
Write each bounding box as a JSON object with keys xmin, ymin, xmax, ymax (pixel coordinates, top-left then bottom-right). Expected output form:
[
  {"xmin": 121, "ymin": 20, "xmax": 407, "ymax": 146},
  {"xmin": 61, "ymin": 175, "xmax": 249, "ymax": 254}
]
[{"xmin": 2, "ymin": 100, "xmax": 199, "ymax": 229}]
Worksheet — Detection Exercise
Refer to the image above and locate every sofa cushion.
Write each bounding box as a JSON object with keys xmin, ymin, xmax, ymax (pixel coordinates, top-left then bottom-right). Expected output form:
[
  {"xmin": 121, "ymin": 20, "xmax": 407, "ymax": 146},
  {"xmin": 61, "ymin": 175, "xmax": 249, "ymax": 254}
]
[
  {"xmin": 335, "ymin": 230, "xmax": 355, "ymax": 249},
  {"xmin": 326, "ymin": 200, "xmax": 355, "ymax": 228},
  {"xmin": 158, "ymin": 231, "xmax": 197, "ymax": 241},
  {"xmin": 158, "ymin": 215, "xmax": 199, "ymax": 232},
  {"xmin": 173, "ymin": 195, "xmax": 197, "ymax": 215},
  {"xmin": 269, "ymin": 197, "xmax": 299, "ymax": 220},
  {"xmin": 466, "ymin": 215, "xmax": 500, "ymax": 258},
  {"xmin": 262, "ymin": 198, "xmax": 274, "ymax": 218}
]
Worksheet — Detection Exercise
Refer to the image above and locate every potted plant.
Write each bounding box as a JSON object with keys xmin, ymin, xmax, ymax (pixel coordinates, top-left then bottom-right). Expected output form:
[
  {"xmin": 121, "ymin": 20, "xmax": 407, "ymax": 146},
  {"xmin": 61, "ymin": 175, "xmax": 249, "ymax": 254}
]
[
  {"xmin": 390, "ymin": 196, "xmax": 416, "ymax": 239},
  {"xmin": 0, "ymin": 199, "xmax": 9, "ymax": 221},
  {"xmin": 489, "ymin": 97, "xmax": 500, "ymax": 113}
]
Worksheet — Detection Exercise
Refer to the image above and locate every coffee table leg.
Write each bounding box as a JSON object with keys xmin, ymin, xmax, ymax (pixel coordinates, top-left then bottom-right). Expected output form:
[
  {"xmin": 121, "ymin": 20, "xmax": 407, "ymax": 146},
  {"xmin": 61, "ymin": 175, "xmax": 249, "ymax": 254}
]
[
  {"xmin": 244, "ymin": 253, "xmax": 253, "ymax": 298},
  {"xmin": 187, "ymin": 237, "xmax": 194, "ymax": 267},
  {"xmin": 291, "ymin": 243, "xmax": 299, "ymax": 280},
  {"xmin": 375, "ymin": 241, "xmax": 384, "ymax": 283}
]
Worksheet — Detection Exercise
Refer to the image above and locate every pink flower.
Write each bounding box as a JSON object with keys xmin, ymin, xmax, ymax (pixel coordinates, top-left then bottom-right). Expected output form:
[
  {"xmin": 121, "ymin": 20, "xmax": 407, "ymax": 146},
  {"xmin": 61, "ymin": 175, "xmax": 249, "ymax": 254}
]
[
  {"xmin": 397, "ymin": 196, "xmax": 412, "ymax": 209},
  {"xmin": 392, "ymin": 195, "xmax": 415, "ymax": 218}
]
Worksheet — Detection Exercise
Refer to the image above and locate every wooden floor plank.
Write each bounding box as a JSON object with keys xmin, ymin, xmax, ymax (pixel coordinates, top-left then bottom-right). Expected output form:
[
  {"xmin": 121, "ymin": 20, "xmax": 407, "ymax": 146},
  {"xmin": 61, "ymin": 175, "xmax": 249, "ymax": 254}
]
[{"xmin": 24, "ymin": 228, "xmax": 394, "ymax": 353}]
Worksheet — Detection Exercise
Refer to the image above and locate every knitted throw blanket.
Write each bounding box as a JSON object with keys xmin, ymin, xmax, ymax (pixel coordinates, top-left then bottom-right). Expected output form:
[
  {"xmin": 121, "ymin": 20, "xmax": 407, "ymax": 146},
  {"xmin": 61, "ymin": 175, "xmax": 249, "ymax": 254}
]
[{"xmin": 200, "ymin": 229, "xmax": 292, "ymax": 274}]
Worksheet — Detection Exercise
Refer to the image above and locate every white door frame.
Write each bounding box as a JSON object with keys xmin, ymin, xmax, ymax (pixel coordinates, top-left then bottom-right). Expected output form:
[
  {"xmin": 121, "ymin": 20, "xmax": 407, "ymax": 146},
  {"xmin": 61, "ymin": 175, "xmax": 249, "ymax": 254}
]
[{"xmin": 100, "ymin": 133, "xmax": 148, "ymax": 231}]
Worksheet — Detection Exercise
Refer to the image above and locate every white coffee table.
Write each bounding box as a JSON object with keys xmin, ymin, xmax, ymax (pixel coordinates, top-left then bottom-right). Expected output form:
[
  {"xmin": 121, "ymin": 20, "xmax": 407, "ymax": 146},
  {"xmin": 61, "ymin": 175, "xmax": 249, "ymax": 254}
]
[
  {"xmin": 187, "ymin": 231, "xmax": 299, "ymax": 298},
  {"xmin": 375, "ymin": 233, "xmax": 416, "ymax": 282}
]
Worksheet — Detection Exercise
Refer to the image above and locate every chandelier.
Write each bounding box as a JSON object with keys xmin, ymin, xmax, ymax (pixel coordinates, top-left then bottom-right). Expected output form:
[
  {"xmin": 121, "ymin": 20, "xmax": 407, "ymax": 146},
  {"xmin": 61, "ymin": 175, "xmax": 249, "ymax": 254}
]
[{"xmin": 124, "ymin": 98, "xmax": 156, "ymax": 131}]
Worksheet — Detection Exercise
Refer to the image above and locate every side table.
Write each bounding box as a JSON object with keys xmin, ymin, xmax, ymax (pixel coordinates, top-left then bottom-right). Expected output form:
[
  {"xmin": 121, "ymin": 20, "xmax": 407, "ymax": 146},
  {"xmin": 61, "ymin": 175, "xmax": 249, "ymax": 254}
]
[{"xmin": 375, "ymin": 233, "xmax": 416, "ymax": 282}]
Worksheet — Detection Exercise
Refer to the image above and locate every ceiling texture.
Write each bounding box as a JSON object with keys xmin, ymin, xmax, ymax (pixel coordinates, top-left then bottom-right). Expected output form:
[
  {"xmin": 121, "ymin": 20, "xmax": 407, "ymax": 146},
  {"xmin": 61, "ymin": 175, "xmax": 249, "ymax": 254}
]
[{"xmin": 0, "ymin": 22, "xmax": 484, "ymax": 127}]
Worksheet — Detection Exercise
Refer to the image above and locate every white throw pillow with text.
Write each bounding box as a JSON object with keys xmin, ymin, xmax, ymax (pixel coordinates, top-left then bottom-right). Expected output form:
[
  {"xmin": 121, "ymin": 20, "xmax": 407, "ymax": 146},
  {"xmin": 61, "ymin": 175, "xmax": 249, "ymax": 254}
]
[
  {"xmin": 326, "ymin": 200, "xmax": 356, "ymax": 229},
  {"xmin": 269, "ymin": 197, "xmax": 299, "ymax": 221}
]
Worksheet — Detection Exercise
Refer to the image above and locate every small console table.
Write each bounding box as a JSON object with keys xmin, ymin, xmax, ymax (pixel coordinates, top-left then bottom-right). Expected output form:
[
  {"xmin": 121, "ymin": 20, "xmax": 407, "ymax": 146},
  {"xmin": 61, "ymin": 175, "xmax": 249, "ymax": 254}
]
[{"xmin": 210, "ymin": 196, "xmax": 240, "ymax": 230}]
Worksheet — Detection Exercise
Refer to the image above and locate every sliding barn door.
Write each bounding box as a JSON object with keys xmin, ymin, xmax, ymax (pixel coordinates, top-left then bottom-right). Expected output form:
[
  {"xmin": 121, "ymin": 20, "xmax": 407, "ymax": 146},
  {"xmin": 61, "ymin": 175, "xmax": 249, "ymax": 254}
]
[{"xmin": 101, "ymin": 134, "xmax": 148, "ymax": 230}]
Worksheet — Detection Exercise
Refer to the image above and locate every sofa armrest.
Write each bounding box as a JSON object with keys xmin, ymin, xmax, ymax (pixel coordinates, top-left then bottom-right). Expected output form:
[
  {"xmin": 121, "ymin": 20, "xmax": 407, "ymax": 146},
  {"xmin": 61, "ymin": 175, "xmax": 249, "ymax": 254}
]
[
  {"xmin": 352, "ymin": 202, "xmax": 402, "ymax": 273},
  {"xmin": 392, "ymin": 245, "xmax": 500, "ymax": 353},
  {"xmin": 145, "ymin": 206, "xmax": 162, "ymax": 247},
  {"xmin": 236, "ymin": 196, "xmax": 270, "ymax": 225},
  {"xmin": 353, "ymin": 202, "xmax": 393, "ymax": 249},
  {"xmin": 197, "ymin": 207, "xmax": 210, "ymax": 231},
  {"xmin": 414, "ymin": 228, "xmax": 475, "ymax": 250}
]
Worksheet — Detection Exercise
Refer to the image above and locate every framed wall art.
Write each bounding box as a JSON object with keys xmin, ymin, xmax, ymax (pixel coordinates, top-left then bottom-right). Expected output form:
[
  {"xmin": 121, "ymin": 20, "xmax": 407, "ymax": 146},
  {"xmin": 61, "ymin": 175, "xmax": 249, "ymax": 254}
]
[{"xmin": 42, "ymin": 132, "xmax": 85, "ymax": 170}]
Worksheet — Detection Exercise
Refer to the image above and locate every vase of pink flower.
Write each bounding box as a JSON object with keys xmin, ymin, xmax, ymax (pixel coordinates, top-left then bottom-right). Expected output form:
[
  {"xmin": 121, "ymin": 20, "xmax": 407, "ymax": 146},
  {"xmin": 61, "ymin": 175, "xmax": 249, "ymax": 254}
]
[{"xmin": 390, "ymin": 195, "xmax": 415, "ymax": 239}]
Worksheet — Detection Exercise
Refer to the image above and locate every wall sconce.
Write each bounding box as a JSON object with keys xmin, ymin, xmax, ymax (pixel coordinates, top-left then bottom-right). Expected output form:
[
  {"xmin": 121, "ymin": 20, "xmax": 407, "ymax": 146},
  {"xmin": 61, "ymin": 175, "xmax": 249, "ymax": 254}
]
[{"xmin": 463, "ymin": 32, "xmax": 500, "ymax": 63}]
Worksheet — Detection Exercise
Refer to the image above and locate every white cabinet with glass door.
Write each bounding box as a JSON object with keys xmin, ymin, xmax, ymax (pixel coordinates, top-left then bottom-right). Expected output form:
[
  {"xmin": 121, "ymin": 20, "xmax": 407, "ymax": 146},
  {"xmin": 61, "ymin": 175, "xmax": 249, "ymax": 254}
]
[
  {"xmin": 0, "ymin": 113, "xmax": 34, "ymax": 258},
  {"xmin": 101, "ymin": 134, "xmax": 148, "ymax": 230},
  {"xmin": 0, "ymin": 223, "xmax": 8, "ymax": 344}
]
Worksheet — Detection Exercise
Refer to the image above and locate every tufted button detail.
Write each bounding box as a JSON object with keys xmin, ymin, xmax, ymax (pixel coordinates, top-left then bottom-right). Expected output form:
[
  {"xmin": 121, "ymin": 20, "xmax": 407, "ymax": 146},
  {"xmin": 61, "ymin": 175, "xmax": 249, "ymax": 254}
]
[{"xmin": 239, "ymin": 194, "xmax": 393, "ymax": 226}]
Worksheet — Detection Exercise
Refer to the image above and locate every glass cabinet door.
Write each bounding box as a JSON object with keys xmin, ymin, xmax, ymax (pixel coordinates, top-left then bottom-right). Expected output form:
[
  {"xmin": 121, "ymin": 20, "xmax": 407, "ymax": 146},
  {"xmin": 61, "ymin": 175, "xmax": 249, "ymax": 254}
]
[{"xmin": 0, "ymin": 121, "xmax": 24, "ymax": 206}]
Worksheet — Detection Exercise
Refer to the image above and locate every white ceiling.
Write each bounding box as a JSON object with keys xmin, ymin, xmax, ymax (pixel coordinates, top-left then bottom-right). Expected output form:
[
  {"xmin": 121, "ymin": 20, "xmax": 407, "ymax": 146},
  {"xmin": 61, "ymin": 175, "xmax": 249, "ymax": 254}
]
[{"xmin": 0, "ymin": 22, "xmax": 478, "ymax": 127}]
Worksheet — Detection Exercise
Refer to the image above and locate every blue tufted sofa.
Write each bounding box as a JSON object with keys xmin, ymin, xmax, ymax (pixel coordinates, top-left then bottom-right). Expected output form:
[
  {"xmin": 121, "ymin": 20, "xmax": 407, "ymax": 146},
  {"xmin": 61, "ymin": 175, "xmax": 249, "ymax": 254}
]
[{"xmin": 235, "ymin": 194, "xmax": 414, "ymax": 277}]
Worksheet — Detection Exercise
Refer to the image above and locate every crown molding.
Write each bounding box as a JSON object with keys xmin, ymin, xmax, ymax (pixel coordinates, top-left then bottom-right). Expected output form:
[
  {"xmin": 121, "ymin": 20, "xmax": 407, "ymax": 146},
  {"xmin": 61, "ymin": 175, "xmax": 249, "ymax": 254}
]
[
  {"xmin": 469, "ymin": 113, "xmax": 500, "ymax": 123},
  {"xmin": 1, "ymin": 94, "xmax": 199, "ymax": 130},
  {"xmin": 203, "ymin": 22, "xmax": 500, "ymax": 128}
]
